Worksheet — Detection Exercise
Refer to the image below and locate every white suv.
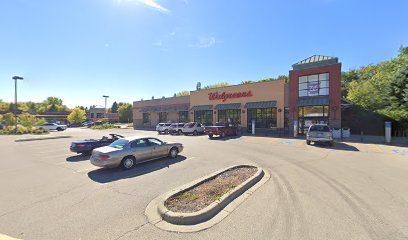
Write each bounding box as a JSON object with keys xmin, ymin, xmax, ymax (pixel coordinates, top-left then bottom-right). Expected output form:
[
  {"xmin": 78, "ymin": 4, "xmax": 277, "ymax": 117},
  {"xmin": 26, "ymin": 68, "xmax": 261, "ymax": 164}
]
[
  {"xmin": 169, "ymin": 123, "xmax": 185, "ymax": 135},
  {"xmin": 156, "ymin": 123, "xmax": 172, "ymax": 134},
  {"xmin": 37, "ymin": 123, "xmax": 67, "ymax": 131},
  {"xmin": 182, "ymin": 122, "xmax": 205, "ymax": 135}
]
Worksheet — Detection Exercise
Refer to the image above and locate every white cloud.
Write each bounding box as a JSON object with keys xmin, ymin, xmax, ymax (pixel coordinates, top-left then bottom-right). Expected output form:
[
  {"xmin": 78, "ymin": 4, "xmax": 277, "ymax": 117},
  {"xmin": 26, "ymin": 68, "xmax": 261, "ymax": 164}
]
[
  {"xmin": 116, "ymin": 0, "xmax": 170, "ymax": 13},
  {"xmin": 152, "ymin": 40, "xmax": 163, "ymax": 46},
  {"xmin": 138, "ymin": 0, "xmax": 170, "ymax": 13},
  {"xmin": 188, "ymin": 37, "xmax": 216, "ymax": 48}
]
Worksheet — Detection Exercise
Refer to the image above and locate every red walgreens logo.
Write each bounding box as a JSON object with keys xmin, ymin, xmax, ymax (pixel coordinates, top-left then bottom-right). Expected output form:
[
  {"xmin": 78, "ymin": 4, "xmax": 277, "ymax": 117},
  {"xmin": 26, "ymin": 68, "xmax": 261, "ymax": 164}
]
[{"xmin": 208, "ymin": 90, "xmax": 253, "ymax": 102}]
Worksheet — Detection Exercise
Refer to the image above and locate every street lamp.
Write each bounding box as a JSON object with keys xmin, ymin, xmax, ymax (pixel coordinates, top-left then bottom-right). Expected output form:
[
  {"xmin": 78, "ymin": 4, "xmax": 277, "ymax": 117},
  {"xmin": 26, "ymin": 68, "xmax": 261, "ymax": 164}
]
[
  {"xmin": 12, "ymin": 76, "xmax": 24, "ymax": 133},
  {"xmin": 102, "ymin": 95, "xmax": 109, "ymax": 117}
]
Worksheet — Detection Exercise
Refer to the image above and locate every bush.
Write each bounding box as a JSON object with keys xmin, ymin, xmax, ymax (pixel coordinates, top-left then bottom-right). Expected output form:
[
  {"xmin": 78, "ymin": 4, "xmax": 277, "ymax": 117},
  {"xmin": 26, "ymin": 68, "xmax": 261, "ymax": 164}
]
[
  {"xmin": 90, "ymin": 123, "xmax": 120, "ymax": 130},
  {"xmin": 0, "ymin": 125, "xmax": 49, "ymax": 135}
]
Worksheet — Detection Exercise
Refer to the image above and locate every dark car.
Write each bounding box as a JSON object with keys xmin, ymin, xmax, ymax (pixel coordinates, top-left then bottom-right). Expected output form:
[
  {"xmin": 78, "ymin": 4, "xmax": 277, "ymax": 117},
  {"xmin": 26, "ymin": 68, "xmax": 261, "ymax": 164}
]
[
  {"xmin": 68, "ymin": 123, "xmax": 83, "ymax": 128},
  {"xmin": 204, "ymin": 122, "xmax": 238, "ymax": 138},
  {"xmin": 70, "ymin": 134, "xmax": 124, "ymax": 154}
]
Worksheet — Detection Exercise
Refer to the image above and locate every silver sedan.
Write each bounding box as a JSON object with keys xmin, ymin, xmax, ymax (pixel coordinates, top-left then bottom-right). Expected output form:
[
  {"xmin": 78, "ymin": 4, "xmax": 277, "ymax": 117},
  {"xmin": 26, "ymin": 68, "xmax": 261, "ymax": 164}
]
[{"xmin": 90, "ymin": 136, "xmax": 183, "ymax": 170}]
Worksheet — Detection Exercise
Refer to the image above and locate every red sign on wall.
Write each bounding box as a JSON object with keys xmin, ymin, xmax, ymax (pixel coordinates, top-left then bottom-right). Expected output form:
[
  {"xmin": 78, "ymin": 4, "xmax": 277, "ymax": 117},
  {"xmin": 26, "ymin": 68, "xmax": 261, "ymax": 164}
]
[{"xmin": 208, "ymin": 90, "xmax": 253, "ymax": 102}]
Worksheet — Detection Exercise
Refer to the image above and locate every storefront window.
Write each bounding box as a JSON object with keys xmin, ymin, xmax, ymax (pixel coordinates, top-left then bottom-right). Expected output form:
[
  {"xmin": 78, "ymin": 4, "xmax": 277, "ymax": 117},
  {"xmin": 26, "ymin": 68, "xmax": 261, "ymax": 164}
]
[
  {"xmin": 298, "ymin": 73, "xmax": 330, "ymax": 97},
  {"xmin": 247, "ymin": 108, "xmax": 277, "ymax": 128},
  {"xmin": 178, "ymin": 111, "xmax": 189, "ymax": 123},
  {"xmin": 299, "ymin": 105, "xmax": 329, "ymax": 117},
  {"xmin": 159, "ymin": 112, "xmax": 168, "ymax": 122},
  {"xmin": 194, "ymin": 110, "xmax": 213, "ymax": 124},
  {"xmin": 218, "ymin": 109, "xmax": 241, "ymax": 124},
  {"xmin": 143, "ymin": 113, "xmax": 150, "ymax": 124}
]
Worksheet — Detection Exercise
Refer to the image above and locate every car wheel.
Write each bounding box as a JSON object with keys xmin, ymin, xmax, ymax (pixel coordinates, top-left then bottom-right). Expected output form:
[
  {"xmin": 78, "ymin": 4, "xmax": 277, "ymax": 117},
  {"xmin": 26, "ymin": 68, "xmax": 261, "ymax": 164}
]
[
  {"xmin": 121, "ymin": 156, "xmax": 135, "ymax": 170},
  {"xmin": 209, "ymin": 134, "xmax": 213, "ymax": 139},
  {"xmin": 169, "ymin": 147, "xmax": 178, "ymax": 158},
  {"xmin": 329, "ymin": 141, "xmax": 334, "ymax": 147},
  {"xmin": 157, "ymin": 131, "xmax": 161, "ymax": 135},
  {"xmin": 165, "ymin": 129, "xmax": 169, "ymax": 134},
  {"xmin": 56, "ymin": 127, "xmax": 62, "ymax": 131},
  {"xmin": 306, "ymin": 140, "xmax": 311, "ymax": 145},
  {"xmin": 178, "ymin": 130, "xmax": 182, "ymax": 135},
  {"xmin": 193, "ymin": 130, "xmax": 198, "ymax": 136}
]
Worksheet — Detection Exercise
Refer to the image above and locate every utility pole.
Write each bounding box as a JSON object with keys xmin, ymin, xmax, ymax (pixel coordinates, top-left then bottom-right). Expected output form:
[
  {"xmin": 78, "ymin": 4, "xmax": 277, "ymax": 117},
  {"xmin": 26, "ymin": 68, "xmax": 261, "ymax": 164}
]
[
  {"xmin": 12, "ymin": 76, "xmax": 24, "ymax": 134},
  {"xmin": 102, "ymin": 95, "xmax": 109, "ymax": 118}
]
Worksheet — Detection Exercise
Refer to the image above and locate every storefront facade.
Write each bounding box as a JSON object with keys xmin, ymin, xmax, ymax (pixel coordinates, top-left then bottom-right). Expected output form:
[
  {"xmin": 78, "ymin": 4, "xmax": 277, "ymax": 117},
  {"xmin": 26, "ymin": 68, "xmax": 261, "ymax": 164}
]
[
  {"xmin": 190, "ymin": 80, "xmax": 286, "ymax": 129},
  {"xmin": 133, "ymin": 55, "xmax": 342, "ymax": 134},
  {"xmin": 133, "ymin": 96, "xmax": 190, "ymax": 128},
  {"xmin": 288, "ymin": 55, "xmax": 342, "ymax": 135}
]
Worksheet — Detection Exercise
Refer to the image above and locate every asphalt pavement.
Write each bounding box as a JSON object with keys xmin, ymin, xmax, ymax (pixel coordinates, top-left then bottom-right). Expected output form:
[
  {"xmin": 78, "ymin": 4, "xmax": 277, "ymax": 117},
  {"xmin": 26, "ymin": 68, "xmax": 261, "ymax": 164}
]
[{"xmin": 0, "ymin": 128, "xmax": 407, "ymax": 240}]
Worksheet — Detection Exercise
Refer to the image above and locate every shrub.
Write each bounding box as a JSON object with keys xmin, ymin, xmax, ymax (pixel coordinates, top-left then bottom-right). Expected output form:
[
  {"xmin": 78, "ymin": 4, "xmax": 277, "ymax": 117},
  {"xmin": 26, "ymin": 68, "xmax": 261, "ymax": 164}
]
[
  {"xmin": 90, "ymin": 123, "xmax": 120, "ymax": 130},
  {"xmin": 0, "ymin": 125, "xmax": 49, "ymax": 135}
]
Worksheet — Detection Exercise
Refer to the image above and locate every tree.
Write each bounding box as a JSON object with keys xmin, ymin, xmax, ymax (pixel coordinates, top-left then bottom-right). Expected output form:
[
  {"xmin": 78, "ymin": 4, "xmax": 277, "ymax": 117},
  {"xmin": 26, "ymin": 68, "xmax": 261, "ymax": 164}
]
[
  {"xmin": 67, "ymin": 108, "xmax": 87, "ymax": 124},
  {"xmin": 111, "ymin": 102, "xmax": 118, "ymax": 113},
  {"xmin": 241, "ymin": 80, "xmax": 256, "ymax": 84},
  {"xmin": 203, "ymin": 82, "xmax": 231, "ymax": 89},
  {"xmin": 175, "ymin": 90, "xmax": 190, "ymax": 96},
  {"xmin": 118, "ymin": 103, "xmax": 133, "ymax": 123},
  {"xmin": 2, "ymin": 113, "xmax": 15, "ymax": 126},
  {"xmin": 18, "ymin": 113, "xmax": 38, "ymax": 128}
]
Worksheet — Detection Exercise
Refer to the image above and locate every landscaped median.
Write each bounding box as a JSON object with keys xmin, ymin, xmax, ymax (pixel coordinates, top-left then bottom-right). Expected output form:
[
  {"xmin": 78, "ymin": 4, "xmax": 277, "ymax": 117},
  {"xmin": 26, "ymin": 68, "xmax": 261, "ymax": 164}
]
[{"xmin": 145, "ymin": 164, "xmax": 270, "ymax": 232}]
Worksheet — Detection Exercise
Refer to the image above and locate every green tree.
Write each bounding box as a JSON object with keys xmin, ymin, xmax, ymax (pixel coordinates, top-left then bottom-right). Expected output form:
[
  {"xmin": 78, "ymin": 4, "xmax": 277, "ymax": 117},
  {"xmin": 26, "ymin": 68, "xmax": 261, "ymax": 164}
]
[
  {"xmin": 175, "ymin": 90, "xmax": 190, "ymax": 96},
  {"xmin": 118, "ymin": 103, "xmax": 133, "ymax": 123},
  {"xmin": 18, "ymin": 113, "xmax": 38, "ymax": 128},
  {"xmin": 111, "ymin": 102, "xmax": 118, "ymax": 113},
  {"xmin": 67, "ymin": 108, "xmax": 87, "ymax": 124},
  {"xmin": 203, "ymin": 82, "xmax": 231, "ymax": 89},
  {"xmin": 241, "ymin": 80, "xmax": 256, "ymax": 84},
  {"xmin": 2, "ymin": 113, "xmax": 15, "ymax": 126}
]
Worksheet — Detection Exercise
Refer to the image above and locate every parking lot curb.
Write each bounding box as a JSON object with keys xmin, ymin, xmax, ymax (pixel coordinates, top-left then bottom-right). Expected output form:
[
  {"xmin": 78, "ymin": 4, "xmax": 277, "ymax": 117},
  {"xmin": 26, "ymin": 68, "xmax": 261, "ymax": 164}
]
[
  {"xmin": 14, "ymin": 136, "xmax": 72, "ymax": 142},
  {"xmin": 145, "ymin": 165, "xmax": 270, "ymax": 232}
]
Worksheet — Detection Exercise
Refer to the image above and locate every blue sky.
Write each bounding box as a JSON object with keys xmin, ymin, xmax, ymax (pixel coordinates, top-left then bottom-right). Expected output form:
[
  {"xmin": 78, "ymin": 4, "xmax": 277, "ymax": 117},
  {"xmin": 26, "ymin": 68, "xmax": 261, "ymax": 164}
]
[{"xmin": 0, "ymin": 0, "xmax": 407, "ymax": 108}]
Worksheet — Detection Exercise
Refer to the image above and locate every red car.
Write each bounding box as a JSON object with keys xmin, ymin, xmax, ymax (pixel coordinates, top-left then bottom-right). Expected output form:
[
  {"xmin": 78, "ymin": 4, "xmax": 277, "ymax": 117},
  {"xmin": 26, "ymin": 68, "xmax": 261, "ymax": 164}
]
[{"xmin": 204, "ymin": 122, "xmax": 238, "ymax": 138}]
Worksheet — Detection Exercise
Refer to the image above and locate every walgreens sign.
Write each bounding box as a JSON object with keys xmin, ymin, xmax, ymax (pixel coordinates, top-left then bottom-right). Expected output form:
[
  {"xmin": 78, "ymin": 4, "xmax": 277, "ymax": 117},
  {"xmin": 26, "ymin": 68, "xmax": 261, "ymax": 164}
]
[{"xmin": 208, "ymin": 90, "xmax": 253, "ymax": 102}]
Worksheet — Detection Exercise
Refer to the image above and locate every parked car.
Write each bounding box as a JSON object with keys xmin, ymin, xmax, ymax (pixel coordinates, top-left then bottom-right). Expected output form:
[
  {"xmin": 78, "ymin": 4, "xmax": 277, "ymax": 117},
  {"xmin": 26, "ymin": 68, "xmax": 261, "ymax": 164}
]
[
  {"xmin": 156, "ymin": 123, "xmax": 172, "ymax": 134},
  {"xmin": 306, "ymin": 124, "xmax": 334, "ymax": 146},
  {"xmin": 70, "ymin": 134, "xmax": 124, "ymax": 154},
  {"xmin": 90, "ymin": 136, "xmax": 183, "ymax": 170},
  {"xmin": 182, "ymin": 122, "xmax": 205, "ymax": 135},
  {"xmin": 204, "ymin": 122, "xmax": 238, "ymax": 138},
  {"xmin": 68, "ymin": 123, "xmax": 83, "ymax": 128},
  {"xmin": 36, "ymin": 123, "xmax": 67, "ymax": 131},
  {"xmin": 169, "ymin": 123, "xmax": 185, "ymax": 135}
]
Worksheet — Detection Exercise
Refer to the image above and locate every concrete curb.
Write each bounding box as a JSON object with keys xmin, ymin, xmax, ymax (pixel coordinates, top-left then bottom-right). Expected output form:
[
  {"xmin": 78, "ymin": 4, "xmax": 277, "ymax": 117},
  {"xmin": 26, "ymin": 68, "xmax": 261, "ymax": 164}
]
[
  {"xmin": 145, "ymin": 165, "xmax": 270, "ymax": 232},
  {"xmin": 15, "ymin": 135, "xmax": 72, "ymax": 142}
]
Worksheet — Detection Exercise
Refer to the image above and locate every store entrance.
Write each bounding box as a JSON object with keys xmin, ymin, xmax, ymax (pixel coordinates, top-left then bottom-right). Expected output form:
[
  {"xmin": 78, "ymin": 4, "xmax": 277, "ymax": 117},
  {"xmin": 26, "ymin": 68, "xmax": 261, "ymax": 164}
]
[
  {"xmin": 298, "ymin": 105, "xmax": 329, "ymax": 135},
  {"xmin": 298, "ymin": 117, "xmax": 329, "ymax": 135}
]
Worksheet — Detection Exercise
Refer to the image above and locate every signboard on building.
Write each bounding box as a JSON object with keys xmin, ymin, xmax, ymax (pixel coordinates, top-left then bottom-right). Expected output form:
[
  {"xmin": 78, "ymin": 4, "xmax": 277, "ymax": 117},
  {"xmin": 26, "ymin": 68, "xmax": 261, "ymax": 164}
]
[
  {"xmin": 208, "ymin": 90, "xmax": 253, "ymax": 102},
  {"xmin": 308, "ymin": 82, "xmax": 319, "ymax": 96}
]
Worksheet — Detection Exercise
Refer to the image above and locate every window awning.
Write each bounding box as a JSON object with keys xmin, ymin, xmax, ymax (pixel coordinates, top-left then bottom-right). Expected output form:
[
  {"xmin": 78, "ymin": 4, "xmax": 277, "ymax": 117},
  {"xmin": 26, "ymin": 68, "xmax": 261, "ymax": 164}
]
[
  {"xmin": 245, "ymin": 101, "xmax": 277, "ymax": 108},
  {"xmin": 298, "ymin": 97, "xmax": 329, "ymax": 106},
  {"xmin": 214, "ymin": 103, "xmax": 241, "ymax": 110},
  {"xmin": 190, "ymin": 105, "xmax": 213, "ymax": 111}
]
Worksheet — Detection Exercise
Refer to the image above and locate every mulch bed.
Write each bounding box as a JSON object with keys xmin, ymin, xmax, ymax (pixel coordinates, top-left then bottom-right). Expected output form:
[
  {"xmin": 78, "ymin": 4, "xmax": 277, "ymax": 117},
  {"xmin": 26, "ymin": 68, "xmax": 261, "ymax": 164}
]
[{"xmin": 165, "ymin": 166, "xmax": 257, "ymax": 213}]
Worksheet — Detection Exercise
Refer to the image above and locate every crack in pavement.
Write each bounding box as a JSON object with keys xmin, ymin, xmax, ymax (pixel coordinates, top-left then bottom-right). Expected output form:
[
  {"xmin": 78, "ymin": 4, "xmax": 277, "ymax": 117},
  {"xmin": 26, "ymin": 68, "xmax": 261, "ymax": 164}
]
[{"xmin": 113, "ymin": 221, "xmax": 150, "ymax": 240}]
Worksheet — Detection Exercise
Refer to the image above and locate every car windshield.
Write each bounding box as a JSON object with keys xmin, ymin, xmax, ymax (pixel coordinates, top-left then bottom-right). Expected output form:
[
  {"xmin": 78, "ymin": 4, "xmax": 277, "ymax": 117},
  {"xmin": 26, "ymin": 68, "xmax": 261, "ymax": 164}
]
[
  {"xmin": 109, "ymin": 139, "xmax": 129, "ymax": 149},
  {"xmin": 158, "ymin": 123, "xmax": 164, "ymax": 126},
  {"xmin": 310, "ymin": 125, "xmax": 330, "ymax": 132}
]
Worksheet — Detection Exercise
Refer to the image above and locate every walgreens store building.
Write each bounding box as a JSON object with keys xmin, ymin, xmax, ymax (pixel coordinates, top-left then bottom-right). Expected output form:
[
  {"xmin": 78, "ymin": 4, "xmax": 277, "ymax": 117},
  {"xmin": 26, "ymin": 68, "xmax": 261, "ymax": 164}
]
[{"xmin": 133, "ymin": 55, "xmax": 342, "ymax": 134}]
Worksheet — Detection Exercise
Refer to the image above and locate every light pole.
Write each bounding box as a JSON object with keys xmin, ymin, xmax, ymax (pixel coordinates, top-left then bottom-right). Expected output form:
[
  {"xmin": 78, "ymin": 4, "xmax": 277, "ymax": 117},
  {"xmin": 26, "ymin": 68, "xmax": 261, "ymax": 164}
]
[
  {"xmin": 103, "ymin": 95, "xmax": 109, "ymax": 118},
  {"xmin": 12, "ymin": 76, "xmax": 24, "ymax": 133}
]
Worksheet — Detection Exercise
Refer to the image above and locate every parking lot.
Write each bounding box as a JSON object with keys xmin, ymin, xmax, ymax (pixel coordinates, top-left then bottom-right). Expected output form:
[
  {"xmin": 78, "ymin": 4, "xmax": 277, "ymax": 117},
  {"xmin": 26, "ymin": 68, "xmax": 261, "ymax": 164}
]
[{"xmin": 1, "ymin": 128, "xmax": 408, "ymax": 240}]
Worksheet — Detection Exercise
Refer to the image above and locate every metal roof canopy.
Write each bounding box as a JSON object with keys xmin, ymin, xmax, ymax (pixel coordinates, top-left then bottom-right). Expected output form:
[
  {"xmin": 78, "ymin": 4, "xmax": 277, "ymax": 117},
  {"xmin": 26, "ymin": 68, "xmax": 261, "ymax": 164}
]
[
  {"xmin": 245, "ymin": 101, "xmax": 277, "ymax": 108},
  {"xmin": 298, "ymin": 97, "xmax": 329, "ymax": 106},
  {"xmin": 190, "ymin": 105, "xmax": 213, "ymax": 111},
  {"xmin": 292, "ymin": 55, "xmax": 338, "ymax": 70},
  {"xmin": 214, "ymin": 103, "xmax": 241, "ymax": 110}
]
